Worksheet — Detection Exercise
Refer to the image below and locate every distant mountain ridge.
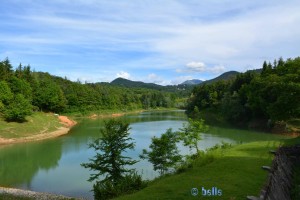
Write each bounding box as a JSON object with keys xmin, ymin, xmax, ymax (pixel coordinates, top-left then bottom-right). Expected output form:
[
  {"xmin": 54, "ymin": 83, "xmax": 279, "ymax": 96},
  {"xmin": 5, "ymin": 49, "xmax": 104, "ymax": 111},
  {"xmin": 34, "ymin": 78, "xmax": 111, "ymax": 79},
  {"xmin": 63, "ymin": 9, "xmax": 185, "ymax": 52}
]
[
  {"xmin": 111, "ymin": 70, "xmax": 258, "ymax": 90},
  {"xmin": 201, "ymin": 71, "xmax": 239, "ymax": 84},
  {"xmin": 180, "ymin": 79, "xmax": 203, "ymax": 85},
  {"xmin": 111, "ymin": 77, "xmax": 164, "ymax": 90}
]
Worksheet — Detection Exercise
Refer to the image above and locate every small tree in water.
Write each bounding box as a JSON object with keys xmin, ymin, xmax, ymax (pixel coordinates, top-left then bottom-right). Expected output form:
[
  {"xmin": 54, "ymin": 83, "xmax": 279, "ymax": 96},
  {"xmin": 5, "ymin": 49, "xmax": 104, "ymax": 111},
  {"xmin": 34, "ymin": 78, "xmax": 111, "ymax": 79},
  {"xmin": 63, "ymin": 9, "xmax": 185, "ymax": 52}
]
[
  {"xmin": 178, "ymin": 118, "xmax": 209, "ymax": 155},
  {"xmin": 81, "ymin": 119, "xmax": 144, "ymax": 200}
]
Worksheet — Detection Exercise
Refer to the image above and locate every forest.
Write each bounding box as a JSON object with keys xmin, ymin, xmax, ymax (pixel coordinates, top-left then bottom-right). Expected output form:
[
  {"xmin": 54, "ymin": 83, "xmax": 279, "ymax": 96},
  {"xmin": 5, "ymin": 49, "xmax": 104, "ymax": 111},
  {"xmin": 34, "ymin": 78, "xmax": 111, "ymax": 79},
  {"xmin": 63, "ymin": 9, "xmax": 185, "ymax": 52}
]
[
  {"xmin": 186, "ymin": 57, "xmax": 300, "ymax": 130},
  {"xmin": 0, "ymin": 58, "xmax": 182, "ymax": 122}
]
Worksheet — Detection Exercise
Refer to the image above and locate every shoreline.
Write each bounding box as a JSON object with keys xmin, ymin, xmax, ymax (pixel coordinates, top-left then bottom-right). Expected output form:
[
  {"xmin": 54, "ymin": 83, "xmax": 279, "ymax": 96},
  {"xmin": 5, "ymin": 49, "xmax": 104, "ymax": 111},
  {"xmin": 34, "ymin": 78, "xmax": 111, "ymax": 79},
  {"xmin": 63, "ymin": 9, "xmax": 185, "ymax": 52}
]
[
  {"xmin": 0, "ymin": 186, "xmax": 75, "ymax": 200},
  {"xmin": 0, "ymin": 109, "xmax": 179, "ymax": 145},
  {"xmin": 87, "ymin": 109, "xmax": 145, "ymax": 119},
  {"xmin": 0, "ymin": 116, "xmax": 77, "ymax": 145}
]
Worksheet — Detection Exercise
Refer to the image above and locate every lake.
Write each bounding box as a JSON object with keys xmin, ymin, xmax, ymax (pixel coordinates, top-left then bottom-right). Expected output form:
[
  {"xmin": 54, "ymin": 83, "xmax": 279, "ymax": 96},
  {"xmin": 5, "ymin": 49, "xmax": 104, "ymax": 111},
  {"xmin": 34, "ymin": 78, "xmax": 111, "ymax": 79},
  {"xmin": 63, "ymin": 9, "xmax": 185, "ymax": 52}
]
[{"xmin": 0, "ymin": 110, "xmax": 284, "ymax": 199}]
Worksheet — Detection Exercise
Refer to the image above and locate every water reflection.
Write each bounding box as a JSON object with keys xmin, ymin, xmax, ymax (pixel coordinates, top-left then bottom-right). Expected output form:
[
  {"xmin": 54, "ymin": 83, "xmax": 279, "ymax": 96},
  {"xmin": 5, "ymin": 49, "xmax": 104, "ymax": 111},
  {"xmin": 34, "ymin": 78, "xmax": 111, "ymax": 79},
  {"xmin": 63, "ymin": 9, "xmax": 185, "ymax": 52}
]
[
  {"xmin": 0, "ymin": 110, "xmax": 273, "ymax": 199},
  {"xmin": 0, "ymin": 139, "xmax": 62, "ymax": 187}
]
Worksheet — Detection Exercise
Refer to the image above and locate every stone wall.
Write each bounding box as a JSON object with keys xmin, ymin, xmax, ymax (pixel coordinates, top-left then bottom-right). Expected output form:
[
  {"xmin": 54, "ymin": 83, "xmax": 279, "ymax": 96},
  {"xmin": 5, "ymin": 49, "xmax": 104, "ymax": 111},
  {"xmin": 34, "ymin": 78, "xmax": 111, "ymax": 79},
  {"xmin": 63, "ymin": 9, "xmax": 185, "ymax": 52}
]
[{"xmin": 247, "ymin": 145, "xmax": 300, "ymax": 200}]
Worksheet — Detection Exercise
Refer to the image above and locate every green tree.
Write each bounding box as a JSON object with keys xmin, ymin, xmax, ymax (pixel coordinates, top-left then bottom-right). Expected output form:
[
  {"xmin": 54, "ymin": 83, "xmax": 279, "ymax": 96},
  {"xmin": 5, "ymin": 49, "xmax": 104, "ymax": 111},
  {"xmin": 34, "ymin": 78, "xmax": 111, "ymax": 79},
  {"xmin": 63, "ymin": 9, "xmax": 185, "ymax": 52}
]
[
  {"xmin": 33, "ymin": 77, "xmax": 66, "ymax": 112},
  {"xmin": 0, "ymin": 58, "xmax": 13, "ymax": 81},
  {"xmin": 81, "ymin": 119, "xmax": 142, "ymax": 199},
  {"xmin": 221, "ymin": 92, "xmax": 247, "ymax": 123},
  {"xmin": 178, "ymin": 118, "xmax": 209, "ymax": 154},
  {"xmin": 4, "ymin": 94, "xmax": 32, "ymax": 122},
  {"xmin": 140, "ymin": 128, "xmax": 182, "ymax": 175},
  {"xmin": 0, "ymin": 81, "xmax": 13, "ymax": 105},
  {"xmin": 8, "ymin": 76, "xmax": 32, "ymax": 101}
]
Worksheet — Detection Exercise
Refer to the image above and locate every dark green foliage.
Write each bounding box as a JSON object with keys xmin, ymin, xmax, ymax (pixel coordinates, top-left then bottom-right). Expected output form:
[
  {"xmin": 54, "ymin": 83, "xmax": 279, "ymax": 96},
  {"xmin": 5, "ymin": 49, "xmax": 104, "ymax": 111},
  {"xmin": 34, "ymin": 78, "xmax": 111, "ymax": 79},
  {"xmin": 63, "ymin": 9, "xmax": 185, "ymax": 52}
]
[
  {"xmin": 201, "ymin": 70, "xmax": 239, "ymax": 85},
  {"xmin": 81, "ymin": 119, "xmax": 144, "ymax": 199},
  {"xmin": 8, "ymin": 76, "xmax": 32, "ymax": 101},
  {"xmin": 0, "ymin": 81, "xmax": 13, "ymax": 105},
  {"xmin": 140, "ymin": 128, "xmax": 182, "ymax": 175},
  {"xmin": 187, "ymin": 57, "xmax": 300, "ymax": 128},
  {"xmin": 221, "ymin": 92, "xmax": 248, "ymax": 123},
  {"xmin": 3, "ymin": 94, "xmax": 32, "ymax": 122},
  {"xmin": 0, "ymin": 58, "xmax": 13, "ymax": 81},
  {"xmin": 0, "ymin": 58, "xmax": 180, "ymax": 121},
  {"xmin": 81, "ymin": 119, "xmax": 138, "ymax": 184},
  {"xmin": 93, "ymin": 172, "xmax": 147, "ymax": 200},
  {"xmin": 32, "ymin": 76, "xmax": 67, "ymax": 112}
]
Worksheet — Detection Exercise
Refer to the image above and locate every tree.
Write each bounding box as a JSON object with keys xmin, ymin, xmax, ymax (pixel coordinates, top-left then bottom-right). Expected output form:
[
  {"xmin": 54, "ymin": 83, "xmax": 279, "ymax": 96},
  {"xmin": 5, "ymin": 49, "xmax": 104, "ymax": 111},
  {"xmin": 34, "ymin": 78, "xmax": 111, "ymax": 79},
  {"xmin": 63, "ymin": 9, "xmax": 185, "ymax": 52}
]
[
  {"xmin": 8, "ymin": 76, "xmax": 32, "ymax": 101},
  {"xmin": 81, "ymin": 119, "xmax": 142, "ymax": 199},
  {"xmin": 0, "ymin": 58, "xmax": 13, "ymax": 81},
  {"xmin": 178, "ymin": 118, "xmax": 209, "ymax": 154},
  {"xmin": 140, "ymin": 128, "xmax": 182, "ymax": 175},
  {"xmin": 3, "ymin": 94, "xmax": 32, "ymax": 122},
  {"xmin": 33, "ymin": 77, "xmax": 66, "ymax": 112},
  {"xmin": 0, "ymin": 81, "xmax": 13, "ymax": 105}
]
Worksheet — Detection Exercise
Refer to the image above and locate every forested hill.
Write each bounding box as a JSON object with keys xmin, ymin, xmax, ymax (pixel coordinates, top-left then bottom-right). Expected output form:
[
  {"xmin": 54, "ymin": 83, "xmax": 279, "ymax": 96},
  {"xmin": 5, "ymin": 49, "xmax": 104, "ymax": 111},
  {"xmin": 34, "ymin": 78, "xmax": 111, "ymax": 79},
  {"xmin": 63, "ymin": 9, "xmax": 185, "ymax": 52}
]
[
  {"xmin": 186, "ymin": 57, "xmax": 300, "ymax": 131},
  {"xmin": 111, "ymin": 77, "xmax": 164, "ymax": 90},
  {"xmin": 201, "ymin": 71, "xmax": 239, "ymax": 85},
  {"xmin": 0, "ymin": 58, "xmax": 184, "ymax": 122}
]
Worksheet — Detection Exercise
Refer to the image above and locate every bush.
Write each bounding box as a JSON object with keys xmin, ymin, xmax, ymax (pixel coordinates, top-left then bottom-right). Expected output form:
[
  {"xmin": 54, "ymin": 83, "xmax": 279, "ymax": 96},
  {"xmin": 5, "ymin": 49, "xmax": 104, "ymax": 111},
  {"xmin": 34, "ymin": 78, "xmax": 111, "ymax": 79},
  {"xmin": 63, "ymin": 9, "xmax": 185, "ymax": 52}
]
[{"xmin": 93, "ymin": 172, "xmax": 147, "ymax": 200}]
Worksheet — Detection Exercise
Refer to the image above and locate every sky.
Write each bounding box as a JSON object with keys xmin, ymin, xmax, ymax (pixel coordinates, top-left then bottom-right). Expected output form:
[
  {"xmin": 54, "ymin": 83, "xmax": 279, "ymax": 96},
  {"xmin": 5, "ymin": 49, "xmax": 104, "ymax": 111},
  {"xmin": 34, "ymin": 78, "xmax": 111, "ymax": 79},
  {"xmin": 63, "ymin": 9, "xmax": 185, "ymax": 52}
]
[{"xmin": 1, "ymin": 0, "xmax": 300, "ymax": 85}]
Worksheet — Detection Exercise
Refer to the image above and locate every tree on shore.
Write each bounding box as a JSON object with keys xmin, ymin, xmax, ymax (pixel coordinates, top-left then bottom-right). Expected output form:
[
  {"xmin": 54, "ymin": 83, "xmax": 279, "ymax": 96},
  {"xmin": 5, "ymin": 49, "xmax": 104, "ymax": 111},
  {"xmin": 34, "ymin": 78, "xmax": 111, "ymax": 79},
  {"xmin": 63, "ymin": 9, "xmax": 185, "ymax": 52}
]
[
  {"xmin": 140, "ymin": 128, "xmax": 182, "ymax": 175},
  {"xmin": 81, "ymin": 119, "xmax": 144, "ymax": 199},
  {"xmin": 178, "ymin": 118, "xmax": 209, "ymax": 155},
  {"xmin": 3, "ymin": 94, "xmax": 32, "ymax": 122}
]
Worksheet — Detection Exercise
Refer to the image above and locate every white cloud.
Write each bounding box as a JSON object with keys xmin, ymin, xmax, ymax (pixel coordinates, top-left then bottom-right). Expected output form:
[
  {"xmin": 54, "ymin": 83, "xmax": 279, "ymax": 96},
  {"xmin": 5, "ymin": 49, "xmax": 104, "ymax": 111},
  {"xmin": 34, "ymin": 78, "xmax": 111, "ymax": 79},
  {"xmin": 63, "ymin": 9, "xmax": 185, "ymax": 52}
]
[
  {"xmin": 186, "ymin": 62, "xmax": 206, "ymax": 72},
  {"xmin": 209, "ymin": 65, "xmax": 226, "ymax": 73},
  {"xmin": 116, "ymin": 71, "xmax": 131, "ymax": 79},
  {"xmin": 1, "ymin": 0, "xmax": 300, "ymax": 83},
  {"xmin": 177, "ymin": 62, "xmax": 225, "ymax": 74},
  {"xmin": 145, "ymin": 73, "xmax": 169, "ymax": 85}
]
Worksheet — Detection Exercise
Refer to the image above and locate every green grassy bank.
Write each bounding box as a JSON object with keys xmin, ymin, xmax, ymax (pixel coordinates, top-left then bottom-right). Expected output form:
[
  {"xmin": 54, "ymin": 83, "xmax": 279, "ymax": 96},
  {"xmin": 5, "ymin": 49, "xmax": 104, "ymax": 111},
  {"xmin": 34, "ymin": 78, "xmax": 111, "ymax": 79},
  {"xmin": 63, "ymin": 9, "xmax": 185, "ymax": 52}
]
[
  {"xmin": 0, "ymin": 112, "xmax": 62, "ymax": 139},
  {"xmin": 117, "ymin": 137, "xmax": 299, "ymax": 200}
]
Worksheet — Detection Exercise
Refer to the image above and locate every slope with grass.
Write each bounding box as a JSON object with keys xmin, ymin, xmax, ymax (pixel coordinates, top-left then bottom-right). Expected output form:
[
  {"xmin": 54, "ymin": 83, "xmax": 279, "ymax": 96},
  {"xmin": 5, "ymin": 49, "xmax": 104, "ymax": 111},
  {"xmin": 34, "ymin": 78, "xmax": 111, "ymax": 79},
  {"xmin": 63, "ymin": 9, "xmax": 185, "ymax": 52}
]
[
  {"xmin": 0, "ymin": 112, "xmax": 75, "ymax": 144},
  {"xmin": 117, "ymin": 138, "xmax": 298, "ymax": 200}
]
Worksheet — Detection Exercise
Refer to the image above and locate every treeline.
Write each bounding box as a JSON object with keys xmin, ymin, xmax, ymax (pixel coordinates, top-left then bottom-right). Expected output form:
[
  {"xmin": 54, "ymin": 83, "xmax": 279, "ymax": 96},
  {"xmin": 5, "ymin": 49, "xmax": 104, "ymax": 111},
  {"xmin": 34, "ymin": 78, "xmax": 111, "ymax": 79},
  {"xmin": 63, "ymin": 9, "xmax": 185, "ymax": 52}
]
[
  {"xmin": 187, "ymin": 57, "xmax": 300, "ymax": 128},
  {"xmin": 0, "ymin": 58, "xmax": 176, "ymax": 122}
]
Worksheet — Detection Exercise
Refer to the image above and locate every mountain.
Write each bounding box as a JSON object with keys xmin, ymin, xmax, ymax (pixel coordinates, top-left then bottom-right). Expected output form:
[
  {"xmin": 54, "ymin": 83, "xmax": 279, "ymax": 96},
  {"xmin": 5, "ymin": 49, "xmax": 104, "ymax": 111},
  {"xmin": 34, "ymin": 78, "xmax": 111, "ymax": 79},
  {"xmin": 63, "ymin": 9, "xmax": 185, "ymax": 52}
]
[
  {"xmin": 180, "ymin": 79, "xmax": 203, "ymax": 85},
  {"xmin": 111, "ymin": 77, "xmax": 164, "ymax": 90},
  {"xmin": 111, "ymin": 70, "xmax": 246, "ymax": 90},
  {"xmin": 201, "ymin": 71, "xmax": 239, "ymax": 84}
]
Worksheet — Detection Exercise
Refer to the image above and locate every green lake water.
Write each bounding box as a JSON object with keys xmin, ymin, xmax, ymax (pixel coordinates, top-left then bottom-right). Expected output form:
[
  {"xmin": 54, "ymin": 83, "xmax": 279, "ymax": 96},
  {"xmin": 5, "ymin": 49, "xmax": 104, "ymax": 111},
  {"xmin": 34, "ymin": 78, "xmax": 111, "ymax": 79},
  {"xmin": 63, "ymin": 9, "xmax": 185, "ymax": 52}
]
[{"xmin": 0, "ymin": 110, "xmax": 285, "ymax": 199}]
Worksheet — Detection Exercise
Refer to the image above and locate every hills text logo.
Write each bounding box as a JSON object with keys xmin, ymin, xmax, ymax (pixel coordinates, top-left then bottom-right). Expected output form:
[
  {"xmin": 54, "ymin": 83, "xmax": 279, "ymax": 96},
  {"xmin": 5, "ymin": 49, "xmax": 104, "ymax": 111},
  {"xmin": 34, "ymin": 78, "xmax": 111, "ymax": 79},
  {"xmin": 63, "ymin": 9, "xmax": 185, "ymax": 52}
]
[{"xmin": 191, "ymin": 187, "xmax": 222, "ymax": 197}]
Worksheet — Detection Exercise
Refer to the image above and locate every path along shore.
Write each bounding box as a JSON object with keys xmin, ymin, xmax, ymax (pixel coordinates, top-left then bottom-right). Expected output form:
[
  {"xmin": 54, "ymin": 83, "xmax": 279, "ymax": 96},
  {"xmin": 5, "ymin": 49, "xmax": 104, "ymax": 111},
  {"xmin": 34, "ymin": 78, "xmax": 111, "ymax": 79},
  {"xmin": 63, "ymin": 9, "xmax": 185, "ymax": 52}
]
[{"xmin": 0, "ymin": 116, "xmax": 77, "ymax": 145}]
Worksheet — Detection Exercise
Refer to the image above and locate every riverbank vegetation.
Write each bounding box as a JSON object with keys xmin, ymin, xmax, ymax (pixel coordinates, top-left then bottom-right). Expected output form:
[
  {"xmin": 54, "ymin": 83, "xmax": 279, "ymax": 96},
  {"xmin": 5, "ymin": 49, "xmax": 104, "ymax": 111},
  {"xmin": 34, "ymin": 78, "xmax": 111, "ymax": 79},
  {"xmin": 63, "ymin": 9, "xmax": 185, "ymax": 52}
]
[
  {"xmin": 82, "ymin": 119, "xmax": 146, "ymax": 199},
  {"xmin": 116, "ymin": 136, "xmax": 299, "ymax": 200},
  {"xmin": 186, "ymin": 57, "xmax": 300, "ymax": 133},
  {"xmin": 0, "ymin": 112, "xmax": 62, "ymax": 139},
  {"xmin": 0, "ymin": 57, "xmax": 185, "ymax": 124}
]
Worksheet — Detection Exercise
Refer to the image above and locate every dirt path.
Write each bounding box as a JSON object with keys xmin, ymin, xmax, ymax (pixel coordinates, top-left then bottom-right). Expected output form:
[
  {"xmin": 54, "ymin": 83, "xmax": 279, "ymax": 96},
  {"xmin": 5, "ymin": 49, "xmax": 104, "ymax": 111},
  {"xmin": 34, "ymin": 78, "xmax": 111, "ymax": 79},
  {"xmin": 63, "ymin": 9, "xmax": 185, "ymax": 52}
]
[{"xmin": 0, "ymin": 116, "xmax": 77, "ymax": 145}]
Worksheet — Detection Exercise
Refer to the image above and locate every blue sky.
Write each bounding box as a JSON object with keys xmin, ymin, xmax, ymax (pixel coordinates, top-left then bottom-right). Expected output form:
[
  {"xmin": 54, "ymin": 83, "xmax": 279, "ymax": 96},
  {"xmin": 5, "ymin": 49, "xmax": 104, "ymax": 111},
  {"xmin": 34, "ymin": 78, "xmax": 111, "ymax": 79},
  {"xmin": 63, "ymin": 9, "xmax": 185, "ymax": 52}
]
[{"xmin": 1, "ymin": 0, "xmax": 300, "ymax": 85}]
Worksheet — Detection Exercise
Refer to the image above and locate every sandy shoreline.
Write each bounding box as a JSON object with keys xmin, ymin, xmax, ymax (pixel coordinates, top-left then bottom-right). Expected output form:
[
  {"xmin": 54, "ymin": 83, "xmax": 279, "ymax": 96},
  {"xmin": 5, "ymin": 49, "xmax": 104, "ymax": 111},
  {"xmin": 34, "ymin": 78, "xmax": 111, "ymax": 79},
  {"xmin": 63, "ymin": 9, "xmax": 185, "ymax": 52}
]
[
  {"xmin": 88, "ymin": 110, "xmax": 144, "ymax": 119},
  {"xmin": 0, "ymin": 116, "xmax": 77, "ymax": 145}
]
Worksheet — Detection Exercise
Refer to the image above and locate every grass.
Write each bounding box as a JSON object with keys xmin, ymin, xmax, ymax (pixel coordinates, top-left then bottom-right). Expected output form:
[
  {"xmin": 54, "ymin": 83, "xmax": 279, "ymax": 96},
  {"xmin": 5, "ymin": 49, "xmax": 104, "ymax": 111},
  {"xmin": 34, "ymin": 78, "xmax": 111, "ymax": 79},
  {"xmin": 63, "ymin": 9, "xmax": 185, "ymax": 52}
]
[
  {"xmin": 0, "ymin": 193, "xmax": 33, "ymax": 200},
  {"xmin": 0, "ymin": 112, "xmax": 62, "ymax": 138},
  {"xmin": 116, "ymin": 137, "xmax": 300, "ymax": 200}
]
